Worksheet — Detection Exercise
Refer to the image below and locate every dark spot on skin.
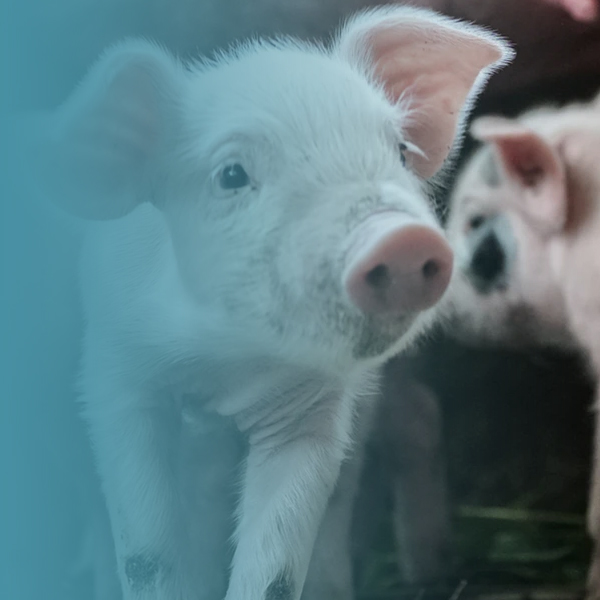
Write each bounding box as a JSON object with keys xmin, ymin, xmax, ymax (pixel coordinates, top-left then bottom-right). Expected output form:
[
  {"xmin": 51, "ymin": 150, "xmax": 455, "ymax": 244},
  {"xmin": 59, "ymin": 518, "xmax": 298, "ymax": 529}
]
[
  {"xmin": 265, "ymin": 572, "xmax": 294, "ymax": 600},
  {"xmin": 468, "ymin": 232, "xmax": 506, "ymax": 294},
  {"xmin": 125, "ymin": 554, "xmax": 161, "ymax": 593}
]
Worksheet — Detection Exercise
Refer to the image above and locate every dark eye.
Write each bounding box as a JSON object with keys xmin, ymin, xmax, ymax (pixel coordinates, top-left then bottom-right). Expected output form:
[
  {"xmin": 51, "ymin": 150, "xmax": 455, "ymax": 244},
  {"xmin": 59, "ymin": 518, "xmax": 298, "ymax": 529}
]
[
  {"xmin": 219, "ymin": 164, "xmax": 250, "ymax": 190},
  {"xmin": 469, "ymin": 214, "xmax": 486, "ymax": 230},
  {"xmin": 398, "ymin": 142, "xmax": 407, "ymax": 167}
]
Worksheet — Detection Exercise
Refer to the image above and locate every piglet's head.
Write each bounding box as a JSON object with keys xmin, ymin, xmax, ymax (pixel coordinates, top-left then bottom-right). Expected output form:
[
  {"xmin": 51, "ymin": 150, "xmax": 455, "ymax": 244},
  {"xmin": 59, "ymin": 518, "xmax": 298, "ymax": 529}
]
[
  {"xmin": 445, "ymin": 113, "xmax": 577, "ymax": 348},
  {"xmin": 30, "ymin": 7, "xmax": 512, "ymax": 370}
]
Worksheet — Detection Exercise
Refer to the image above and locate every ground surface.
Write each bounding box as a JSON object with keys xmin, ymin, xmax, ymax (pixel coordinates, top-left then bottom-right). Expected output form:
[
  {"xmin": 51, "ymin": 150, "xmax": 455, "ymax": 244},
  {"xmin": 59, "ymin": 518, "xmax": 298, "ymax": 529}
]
[{"xmin": 357, "ymin": 336, "xmax": 595, "ymax": 599}]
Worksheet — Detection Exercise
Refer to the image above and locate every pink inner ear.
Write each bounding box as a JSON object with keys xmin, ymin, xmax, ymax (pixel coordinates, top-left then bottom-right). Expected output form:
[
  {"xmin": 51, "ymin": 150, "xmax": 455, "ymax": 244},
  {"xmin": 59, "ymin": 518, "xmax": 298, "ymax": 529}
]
[
  {"xmin": 366, "ymin": 25, "xmax": 505, "ymax": 178},
  {"xmin": 494, "ymin": 137, "xmax": 549, "ymax": 188},
  {"xmin": 474, "ymin": 121, "xmax": 567, "ymax": 234},
  {"xmin": 474, "ymin": 122, "xmax": 563, "ymax": 189}
]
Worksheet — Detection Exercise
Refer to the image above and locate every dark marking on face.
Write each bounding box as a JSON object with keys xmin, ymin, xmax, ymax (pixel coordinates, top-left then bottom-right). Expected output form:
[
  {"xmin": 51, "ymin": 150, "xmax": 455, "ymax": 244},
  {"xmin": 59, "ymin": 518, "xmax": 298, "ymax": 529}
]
[
  {"xmin": 468, "ymin": 231, "xmax": 506, "ymax": 294},
  {"xmin": 125, "ymin": 554, "xmax": 161, "ymax": 593},
  {"xmin": 265, "ymin": 572, "xmax": 294, "ymax": 600},
  {"xmin": 480, "ymin": 150, "xmax": 501, "ymax": 188}
]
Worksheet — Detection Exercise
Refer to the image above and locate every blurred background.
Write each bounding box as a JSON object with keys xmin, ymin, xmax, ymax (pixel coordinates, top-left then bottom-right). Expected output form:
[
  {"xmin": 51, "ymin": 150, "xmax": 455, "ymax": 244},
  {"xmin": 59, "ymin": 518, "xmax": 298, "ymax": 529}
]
[{"xmin": 3, "ymin": 1, "xmax": 600, "ymax": 599}]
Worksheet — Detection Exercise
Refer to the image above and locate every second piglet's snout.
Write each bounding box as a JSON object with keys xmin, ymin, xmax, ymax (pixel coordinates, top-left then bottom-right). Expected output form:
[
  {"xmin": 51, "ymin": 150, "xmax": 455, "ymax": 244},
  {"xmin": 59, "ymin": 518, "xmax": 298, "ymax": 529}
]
[{"xmin": 344, "ymin": 212, "xmax": 453, "ymax": 315}]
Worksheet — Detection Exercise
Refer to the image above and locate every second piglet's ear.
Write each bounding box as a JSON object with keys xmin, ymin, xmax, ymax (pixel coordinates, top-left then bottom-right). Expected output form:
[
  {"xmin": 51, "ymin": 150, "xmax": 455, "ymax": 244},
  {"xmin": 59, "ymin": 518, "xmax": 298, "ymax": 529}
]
[
  {"xmin": 471, "ymin": 116, "xmax": 567, "ymax": 235},
  {"xmin": 335, "ymin": 7, "xmax": 514, "ymax": 178},
  {"xmin": 31, "ymin": 40, "xmax": 182, "ymax": 220}
]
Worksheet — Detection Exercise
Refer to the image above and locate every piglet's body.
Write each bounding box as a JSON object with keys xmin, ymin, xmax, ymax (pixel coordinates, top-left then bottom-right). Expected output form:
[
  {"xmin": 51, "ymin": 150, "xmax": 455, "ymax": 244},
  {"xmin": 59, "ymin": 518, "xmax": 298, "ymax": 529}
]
[
  {"xmin": 22, "ymin": 7, "xmax": 510, "ymax": 600},
  {"xmin": 446, "ymin": 93, "xmax": 600, "ymax": 598}
]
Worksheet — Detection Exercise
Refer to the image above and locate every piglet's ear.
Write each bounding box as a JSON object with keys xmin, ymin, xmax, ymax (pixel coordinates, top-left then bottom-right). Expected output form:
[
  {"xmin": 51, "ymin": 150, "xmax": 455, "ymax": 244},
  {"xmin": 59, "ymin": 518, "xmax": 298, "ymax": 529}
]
[
  {"xmin": 30, "ymin": 40, "xmax": 182, "ymax": 220},
  {"xmin": 471, "ymin": 116, "xmax": 567, "ymax": 235},
  {"xmin": 335, "ymin": 7, "xmax": 514, "ymax": 179}
]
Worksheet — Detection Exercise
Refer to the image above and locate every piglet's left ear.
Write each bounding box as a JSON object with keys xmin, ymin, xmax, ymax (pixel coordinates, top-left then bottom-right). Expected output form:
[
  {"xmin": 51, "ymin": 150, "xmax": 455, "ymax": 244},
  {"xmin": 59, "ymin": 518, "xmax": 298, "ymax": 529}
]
[
  {"xmin": 471, "ymin": 116, "xmax": 567, "ymax": 235},
  {"xmin": 335, "ymin": 7, "xmax": 513, "ymax": 178}
]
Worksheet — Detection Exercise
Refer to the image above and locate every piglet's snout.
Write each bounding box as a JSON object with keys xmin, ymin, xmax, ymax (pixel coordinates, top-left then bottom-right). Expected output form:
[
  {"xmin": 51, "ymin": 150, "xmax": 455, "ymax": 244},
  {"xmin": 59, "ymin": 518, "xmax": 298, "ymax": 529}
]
[{"xmin": 343, "ymin": 214, "xmax": 453, "ymax": 315}]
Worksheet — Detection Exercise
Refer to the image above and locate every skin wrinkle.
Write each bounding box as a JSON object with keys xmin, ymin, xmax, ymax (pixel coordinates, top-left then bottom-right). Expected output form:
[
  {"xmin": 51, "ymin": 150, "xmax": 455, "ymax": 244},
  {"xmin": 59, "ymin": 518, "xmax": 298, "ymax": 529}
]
[{"xmin": 241, "ymin": 379, "xmax": 330, "ymax": 439}]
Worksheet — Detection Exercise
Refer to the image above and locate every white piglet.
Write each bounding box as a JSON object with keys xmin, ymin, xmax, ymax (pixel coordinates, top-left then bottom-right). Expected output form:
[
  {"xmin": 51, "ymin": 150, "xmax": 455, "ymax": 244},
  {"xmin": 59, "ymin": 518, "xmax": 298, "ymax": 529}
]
[
  {"xmin": 26, "ymin": 7, "xmax": 511, "ymax": 600},
  {"xmin": 444, "ymin": 94, "xmax": 600, "ymax": 598}
]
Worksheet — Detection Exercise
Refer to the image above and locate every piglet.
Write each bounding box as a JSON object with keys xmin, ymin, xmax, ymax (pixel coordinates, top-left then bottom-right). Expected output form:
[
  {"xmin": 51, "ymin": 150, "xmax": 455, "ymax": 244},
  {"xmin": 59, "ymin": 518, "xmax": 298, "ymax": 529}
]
[
  {"xmin": 445, "ymin": 93, "xmax": 600, "ymax": 598},
  {"xmin": 20, "ymin": 6, "xmax": 510, "ymax": 600}
]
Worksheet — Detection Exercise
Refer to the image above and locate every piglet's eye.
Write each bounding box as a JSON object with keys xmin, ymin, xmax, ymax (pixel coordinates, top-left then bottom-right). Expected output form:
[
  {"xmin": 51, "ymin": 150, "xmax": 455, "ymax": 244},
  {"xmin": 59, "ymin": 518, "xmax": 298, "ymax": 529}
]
[
  {"xmin": 219, "ymin": 164, "xmax": 250, "ymax": 190},
  {"xmin": 469, "ymin": 215, "xmax": 486, "ymax": 230},
  {"xmin": 399, "ymin": 142, "xmax": 407, "ymax": 167}
]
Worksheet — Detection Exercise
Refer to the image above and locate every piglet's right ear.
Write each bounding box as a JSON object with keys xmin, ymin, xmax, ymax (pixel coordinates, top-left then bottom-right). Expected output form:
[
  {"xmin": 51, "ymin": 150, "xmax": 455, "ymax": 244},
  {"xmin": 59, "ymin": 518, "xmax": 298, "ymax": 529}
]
[
  {"xmin": 30, "ymin": 40, "xmax": 182, "ymax": 220},
  {"xmin": 335, "ymin": 7, "xmax": 513, "ymax": 179},
  {"xmin": 471, "ymin": 116, "xmax": 567, "ymax": 235}
]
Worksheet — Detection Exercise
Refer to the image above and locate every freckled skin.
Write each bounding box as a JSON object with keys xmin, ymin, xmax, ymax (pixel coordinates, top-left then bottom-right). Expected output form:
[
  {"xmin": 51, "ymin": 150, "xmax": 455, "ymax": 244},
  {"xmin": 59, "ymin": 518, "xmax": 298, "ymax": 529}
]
[
  {"xmin": 266, "ymin": 572, "xmax": 294, "ymax": 600},
  {"xmin": 125, "ymin": 554, "xmax": 161, "ymax": 593}
]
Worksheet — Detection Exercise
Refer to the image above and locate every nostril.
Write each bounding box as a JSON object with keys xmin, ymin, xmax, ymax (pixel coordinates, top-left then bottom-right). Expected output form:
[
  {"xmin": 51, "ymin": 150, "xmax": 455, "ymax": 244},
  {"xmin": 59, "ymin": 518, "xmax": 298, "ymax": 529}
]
[
  {"xmin": 366, "ymin": 259, "xmax": 442, "ymax": 291},
  {"xmin": 422, "ymin": 259, "xmax": 440, "ymax": 280},
  {"xmin": 365, "ymin": 264, "xmax": 391, "ymax": 290},
  {"xmin": 344, "ymin": 218, "xmax": 454, "ymax": 315}
]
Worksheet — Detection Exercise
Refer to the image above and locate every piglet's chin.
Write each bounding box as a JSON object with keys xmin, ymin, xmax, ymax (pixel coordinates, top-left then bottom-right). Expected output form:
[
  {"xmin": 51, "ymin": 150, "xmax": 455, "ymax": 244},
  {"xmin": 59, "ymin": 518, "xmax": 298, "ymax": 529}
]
[
  {"xmin": 352, "ymin": 316, "xmax": 414, "ymax": 361},
  {"xmin": 352, "ymin": 304, "xmax": 442, "ymax": 365}
]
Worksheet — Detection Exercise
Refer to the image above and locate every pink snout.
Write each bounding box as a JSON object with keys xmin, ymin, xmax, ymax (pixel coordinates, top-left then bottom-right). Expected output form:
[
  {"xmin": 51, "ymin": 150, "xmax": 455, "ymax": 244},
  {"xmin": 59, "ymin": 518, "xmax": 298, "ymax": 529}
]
[{"xmin": 343, "ymin": 215, "xmax": 453, "ymax": 315}]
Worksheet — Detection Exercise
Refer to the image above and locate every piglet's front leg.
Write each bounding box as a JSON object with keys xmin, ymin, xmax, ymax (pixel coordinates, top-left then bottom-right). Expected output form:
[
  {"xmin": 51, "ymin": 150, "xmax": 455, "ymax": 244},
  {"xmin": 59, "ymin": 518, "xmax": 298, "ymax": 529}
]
[
  {"xmin": 84, "ymin": 383, "xmax": 222, "ymax": 600},
  {"xmin": 225, "ymin": 394, "xmax": 355, "ymax": 600},
  {"xmin": 301, "ymin": 398, "xmax": 377, "ymax": 600},
  {"xmin": 84, "ymin": 390, "xmax": 189, "ymax": 600}
]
